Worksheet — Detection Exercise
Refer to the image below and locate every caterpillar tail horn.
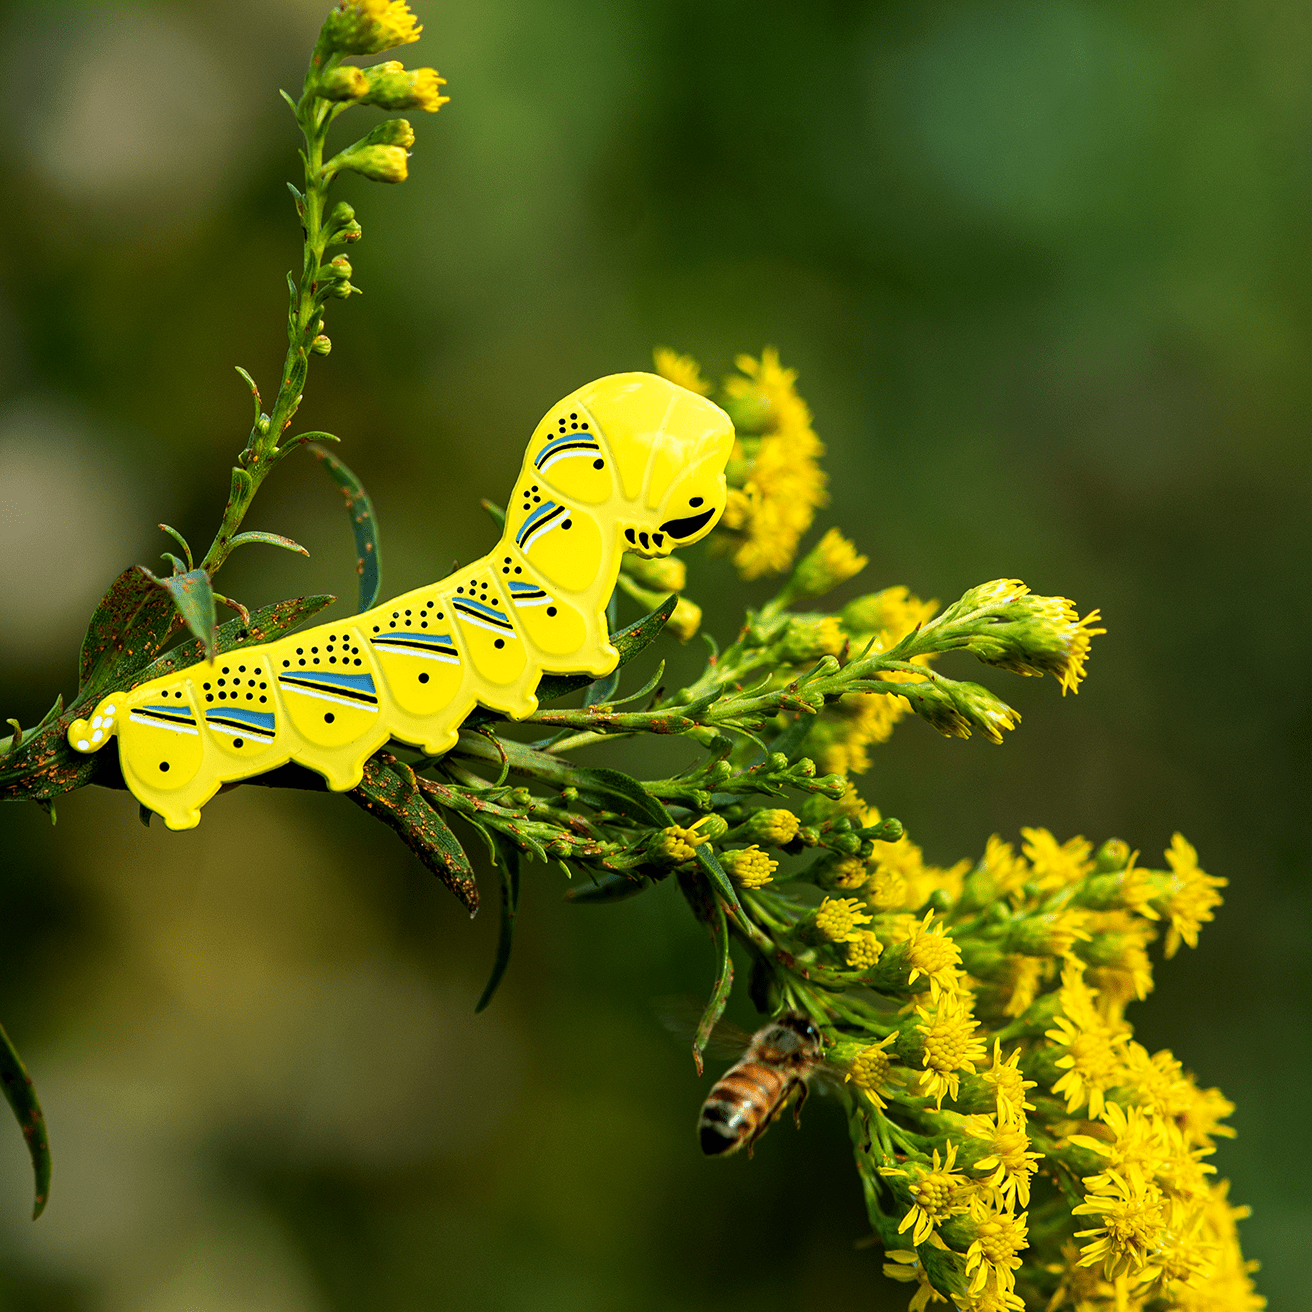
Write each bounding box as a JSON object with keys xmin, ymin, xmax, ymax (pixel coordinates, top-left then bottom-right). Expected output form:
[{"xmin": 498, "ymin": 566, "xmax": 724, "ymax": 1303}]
[{"xmin": 68, "ymin": 697, "xmax": 122, "ymax": 753}]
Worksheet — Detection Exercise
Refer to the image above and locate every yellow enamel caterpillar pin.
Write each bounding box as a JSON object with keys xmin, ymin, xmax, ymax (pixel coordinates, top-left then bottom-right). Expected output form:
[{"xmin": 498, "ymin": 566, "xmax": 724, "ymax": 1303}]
[{"xmin": 68, "ymin": 372, "xmax": 734, "ymax": 830}]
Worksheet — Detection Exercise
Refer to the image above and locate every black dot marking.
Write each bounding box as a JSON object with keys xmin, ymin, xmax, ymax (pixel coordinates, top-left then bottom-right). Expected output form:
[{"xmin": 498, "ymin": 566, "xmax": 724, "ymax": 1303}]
[
  {"xmin": 503, "ymin": 567, "xmax": 509, "ymax": 573},
  {"xmin": 260, "ymin": 682, "xmax": 267, "ymax": 689},
  {"xmin": 419, "ymin": 672, "xmax": 429, "ymax": 684},
  {"xmin": 259, "ymin": 696, "xmax": 267, "ymax": 703},
  {"xmin": 639, "ymin": 531, "xmax": 649, "ymax": 548},
  {"xmin": 203, "ymin": 682, "xmax": 211, "ymax": 690},
  {"xmin": 159, "ymin": 762, "xmax": 170, "ymax": 772},
  {"xmin": 593, "ymin": 458, "xmax": 604, "ymax": 469},
  {"xmin": 222, "ymin": 667, "xmax": 230, "ymax": 675},
  {"xmin": 421, "ymin": 621, "xmax": 428, "ymax": 628},
  {"xmin": 313, "ymin": 658, "xmax": 320, "ymax": 664},
  {"xmin": 562, "ymin": 520, "xmax": 572, "ymax": 530},
  {"xmin": 437, "ymin": 612, "xmax": 444, "ymax": 619},
  {"xmin": 282, "ymin": 660, "xmax": 289, "ymax": 667},
  {"xmin": 690, "ymin": 496, "xmax": 704, "ymax": 507},
  {"xmin": 571, "ymin": 421, "xmax": 578, "ymax": 429},
  {"xmin": 217, "ymin": 679, "xmax": 225, "ymax": 687},
  {"xmin": 653, "ymin": 533, "xmax": 665, "ymax": 546},
  {"xmin": 372, "ymin": 626, "xmax": 379, "ymax": 633},
  {"xmin": 514, "ymin": 567, "xmax": 521, "ymax": 574},
  {"xmin": 570, "ymin": 412, "xmax": 576, "ymax": 419},
  {"xmin": 581, "ymin": 422, "xmax": 589, "ymax": 429},
  {"xmin": 531, "ymin": 485, "xmax": 538, "ymax": 492},
  {"xmin": 392, "ymin": 612, "xmax": 399, "ymax": 619},
  {"xmin": 389, "ymin": 622, "xmax": 396, "ymax": 628},
  {"xmin": 246, "ymin": 693, "xmax": 253, "ymax": 700},
  {"xmin": 324, "ymin": 713, "xmax": 335, "ymax": 724},
  {"xmin": 494, "ymin": 639, "xmax": 505, "ymax": 649},
  {"xmin": 546, "ymin": 606, "xmax": 557, "ymax": 617},
  {"xmin": 233, "ymin": 738, "xmax": 244, "ymax": 749},
  {"xmin": 406, "ymin": 610, "xmax": 412, "ymax": 616},
  {"xmin": 206, "ymin": 694, "xmax": 214, "ymax": 702},
  {"xmin": 238, "ymin": 665, "xmax": 246, "ymax": 673},
  {"xmin": 354, "ymin": 659, "xmax": 362, "ymax": 666},
  {"xmin": 330, "ymin": 656, "xmax": 337, "ymax": 663},
  {"xmin": 457, "ymin": 587, "xmax": 464, "ymax": 594},
  {"xmin": 297, "ymin": 648, "xmax": 304, "ymax": 655},
  {"xmin": 299, "ymin": 659, "xmax": 306, "ymax": 666},
  {"xmin": 625, "ymin": 529, "xmax": 636, "ymax": 543},
  {"xmin": 311, "ymin": 647, "xmax": 318, "ymax": 654}
]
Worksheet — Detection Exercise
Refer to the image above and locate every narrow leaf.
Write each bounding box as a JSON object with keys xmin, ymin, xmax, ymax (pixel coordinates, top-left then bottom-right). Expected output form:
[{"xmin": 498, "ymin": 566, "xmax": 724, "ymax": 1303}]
[
  {"xmin": 475, "ymin": 838, "xmax": 521, "ymax": 1013},
  {"xmin": 565, "ymin": 872, "xmax": 654, "ymax": 904},
  {"xmin": 144, "ymin": 568, "xmax": 216, "ymax": 658},
  {"xmin": 692, "ymin": 844, "xmax": 746, "ymax": 922},
  {"xmin": 695, "ymin": 899, "xmax": 734, "ymax": 1077},
  {"xmin": 0, "ymin": 1023, "xmax": 51, "ymax": 1219},
  {"xmin": 570, "ymin": 766, "xmax": 672, "ymax": 828},
  {"xmin": 77, "ymin": 565, "xmax": 179, "ymax": 699},
  {"xmin": 234, "ymin": 365, "xmax": 262, "ymax": 417},
  {"xmin": 157, "ymin": 523, "xmax": 194, "ymax": 570},
  {"xmin": 308, "ymin": 444, "xmax": 381, "ymax": 612},
  {"xmin": 348, "ymin": 757, "xmax": 478, "ymax": 913},
  {"xmin": 228, "ymin": 531, "xmax": 310, "ymax": 557},
  {"xmin": 584, "ymin": 669, "xmax": 621, "ymax": 708},
  {"xmin": 606, "ymin": 660, "xmax": 665, "ymax": 709},
  {"xmin": 134, "ymin": 593, "xmax": 335, "ymax": 684},
  {"xmin": 480, "ymin": 499, "xmax": 506, "ymax": 529},
  {"xmin": 534, "ymin": 595, "xmax": 676, "ymax": 706}
]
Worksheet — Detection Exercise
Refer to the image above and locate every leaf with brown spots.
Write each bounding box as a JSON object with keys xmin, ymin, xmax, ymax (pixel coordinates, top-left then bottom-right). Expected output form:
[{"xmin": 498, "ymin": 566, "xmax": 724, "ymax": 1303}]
[{"xmin": 0, "ymin": 1022, "xmax": 50, "ymax": 1219}]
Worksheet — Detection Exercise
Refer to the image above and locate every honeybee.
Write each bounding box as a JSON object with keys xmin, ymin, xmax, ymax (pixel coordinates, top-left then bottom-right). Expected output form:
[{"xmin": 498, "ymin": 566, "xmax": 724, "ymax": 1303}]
[{"xmin": 698, "ymin": 1013, "xmax": 828, "ymax": 1158}]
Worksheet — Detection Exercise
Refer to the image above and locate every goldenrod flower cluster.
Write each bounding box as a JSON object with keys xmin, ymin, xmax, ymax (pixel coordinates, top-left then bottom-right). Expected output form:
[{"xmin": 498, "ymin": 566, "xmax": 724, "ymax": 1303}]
[
  {"xmin": 787, "ymin": 814, "xmax": 1260, "ymax": 1312},
  {"xmin": 655, "ymin": 346, "xmax": 828, "ymax": 578}
]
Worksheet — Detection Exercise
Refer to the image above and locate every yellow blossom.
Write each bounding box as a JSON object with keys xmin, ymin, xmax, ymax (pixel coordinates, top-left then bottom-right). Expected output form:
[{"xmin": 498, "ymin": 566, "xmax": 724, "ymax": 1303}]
[
  {"xmin": 777, "ymin": 615, "xmax": 845, "ymax": 661},
  {"xmin": 724, "ymin": 845, "xmax": 776, "ymax": 889},
  {"xmin": 882, "ymin": 1250, "xmax": 949, "ymax": 1312},
  {"xmin": 1073, "ymin": 1165, "xmax": 1171, "ymax": 1281},
  {"xmin": 846, "ymin": 1033, "xmax": 896, "ymax": 1108},
  {"xmin": 901, "ymin": 910, "xmax": 965, "ymax": 998},
  {"xmin": 1002, "ymin": 955, "xmax": 1049, "ymax": 1018},
  {"xmin": 653, "ymin": 819, "xmax": 713, "ymax": 864},
  {"xmin": 963, "ymin": 1195, "xmax": 1029, "ymax": 1300},
  {"xmin": 881, "ymin": 1142, "xmax": 973, "ymax": 1246},
  {"xmin": 981, "ymin": 834, "xmax": 1031, "ymax": 899},
  {"xmin": 845, "ymin": 930, "xmax": 885, "ymax": 971},
  {"xmin": 321, "ymin": 0, "xmax": 422, "ymax": 56},
  {"xmin": 790, "ymin": 527, "xmax": 868, "ymax": 598},
  {"xmin": 710, "ymin": 349, "xmax": 828, "ymax": 578},
  {"xmin": 1045, "ymin": 962, "xmax": 1129, "ymax": 1120},
  {"xmin": 653, "ymin": 346, "xmax": 710, "ymax": 395},
  {"xmin": 1158, "ymin": 833, "xmax": 1226, "ymax": 957},
  {"xmin": 965, "ymin": 1113, "xmax": 1043, "ymax": 1208},
  {"xmin": 1170, "ymin": 1182, "xmax": 1266, "ymax": 1312},
  {"xmin": 1021, "ymin": 827, "xmax": 1094, "ymax": 891},
  {"xmin": 814, "ymin": 896, "xmax": 873, "ymax": 943},
  {"xmin": 829, "ymin": 855, "xmax": 869, "ymax": 889},
  {"xmin": 982, "ymin": 1040, "xmax": 1037, "ymax": 1121},
  {"xmin": 915, "ymin": 993, "xmax": 987, "ymax": 1106}
]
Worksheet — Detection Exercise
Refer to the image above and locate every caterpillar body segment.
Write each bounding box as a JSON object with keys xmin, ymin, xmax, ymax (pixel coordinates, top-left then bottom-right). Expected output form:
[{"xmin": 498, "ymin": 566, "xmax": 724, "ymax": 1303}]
[{"xmin": 68, "ymin": 373, "xmax": 735, "ymax": 830}]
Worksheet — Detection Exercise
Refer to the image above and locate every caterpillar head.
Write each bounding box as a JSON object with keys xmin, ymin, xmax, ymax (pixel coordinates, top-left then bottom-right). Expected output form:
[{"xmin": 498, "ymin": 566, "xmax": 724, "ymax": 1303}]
[
  {"xmin": 521, "ymin": 372, "xmax": 734, "ymax": 561},
  {"xmin": 67, "ymin": 697, "xmax": 121, "ymax": 754}
]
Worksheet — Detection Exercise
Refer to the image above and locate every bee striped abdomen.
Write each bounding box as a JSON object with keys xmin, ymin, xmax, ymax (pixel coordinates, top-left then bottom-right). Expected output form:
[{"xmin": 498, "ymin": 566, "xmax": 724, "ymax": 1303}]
[{"xmin": 698, "ymin": 1060, "xmax": 790, "ymax": 1156}]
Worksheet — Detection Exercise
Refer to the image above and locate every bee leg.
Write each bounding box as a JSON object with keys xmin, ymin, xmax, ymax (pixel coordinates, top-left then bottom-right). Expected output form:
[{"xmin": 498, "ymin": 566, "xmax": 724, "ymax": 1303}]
[{"xmin": 792, "ymin": 1080, "xmax": 810, "ymax": 1129}]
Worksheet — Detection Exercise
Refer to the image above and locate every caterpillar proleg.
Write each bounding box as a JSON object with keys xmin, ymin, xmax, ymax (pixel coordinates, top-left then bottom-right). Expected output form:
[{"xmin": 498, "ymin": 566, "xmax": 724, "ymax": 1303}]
[{"xmin": 68, "ymin": 373, "xmax": 735, "ymax": 830}]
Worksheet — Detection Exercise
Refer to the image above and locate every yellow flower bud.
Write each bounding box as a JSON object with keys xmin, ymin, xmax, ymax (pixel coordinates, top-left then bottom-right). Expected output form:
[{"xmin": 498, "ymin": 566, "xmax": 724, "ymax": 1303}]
[
  {"xmin": 830, "ymin": 856, "xmax": 869, "ymax": 889},
  {"xmin": 845, "ymin": 930, "xmax": 884, "ymax": 969},
  {"xmin": 725, "ymin": 846, "xmax": 777, "ymax": 889},
  {"xmin": 790, "ymin": 528, "xmax": 868, "ymax": 599},
  {"xmin": 318, "ymin": 65, "xmax": 369, "ymax": 101},
  {"xmin": 813, "ymin": 896, "xmax": 873, "ymax": 943},
  {"xmin": 653, "ymin": 823, "xmax": 710, "ymax": 865},
  {"xmin": 737, "ymin": 808, "xmax": 800, "ymax": 847},
  {"xmin": 624, "ymin": 554, "xmax": 686, "ymax": 593},
  {"xmin": 320, "ymin": 0, "xmax": 422, "ymax": 57},
  {"xmin": 777, "ymin": 615, "xmax": 844, "ymax": 661},
  {"xmin": 361, "ymin": 62, "xmax": 450, "ymax": 113}
]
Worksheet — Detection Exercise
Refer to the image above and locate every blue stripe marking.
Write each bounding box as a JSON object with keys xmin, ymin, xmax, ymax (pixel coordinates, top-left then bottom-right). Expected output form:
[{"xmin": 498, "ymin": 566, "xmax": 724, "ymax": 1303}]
[
  {"xmin": 515, "ymin": 500, "xmax": 560, "ymax": 546},
  {"xmin": 373, "ymin": 631, "xmax": 454, "ymax": 647},
  {"xmin": 535, "ymin": 434, "xmax": 600, "ymax": 466},
  {"xmin": 204, "ymin": 708, "xmax": 275, "ymax": 733},
  {"xmin": 142, "ymin": 705, "xmax": 196, "ymax": 724},
  {"xmin": 508, "ymin": 581, "xmax": 544, "ymax": 595},
  {"xmin": 454, "ymin": 598, "xmax": 515, "ymax": 629},
  {"xmin": 280, "ymin": 670, "xmax": 376, "ymax": 694}
]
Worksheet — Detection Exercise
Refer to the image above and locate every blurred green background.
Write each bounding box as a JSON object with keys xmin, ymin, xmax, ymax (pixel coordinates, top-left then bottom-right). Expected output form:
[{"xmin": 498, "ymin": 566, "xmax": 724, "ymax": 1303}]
[{"xmin": 0, "ymin": 0, "xmax": 1307, "ymax": 1308}]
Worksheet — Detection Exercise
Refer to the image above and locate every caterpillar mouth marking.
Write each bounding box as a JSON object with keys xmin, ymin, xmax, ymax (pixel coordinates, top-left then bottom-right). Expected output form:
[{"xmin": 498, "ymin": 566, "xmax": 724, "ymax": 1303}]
[{"xmin": 658, "ymin": 508, "xmax": 715, "ymax": 539}]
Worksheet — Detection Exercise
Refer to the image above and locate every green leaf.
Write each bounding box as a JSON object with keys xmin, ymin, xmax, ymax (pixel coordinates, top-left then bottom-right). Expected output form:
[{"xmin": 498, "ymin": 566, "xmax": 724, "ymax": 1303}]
[
  {"xmin": 77, "ymin": 565, "xmax": 179, "ymax": 702},
  {"xmin": 480, "ymin": 499, "xmax": 506, "ymax": 529},
  {"xmin": 475, "ymin": 837, "xmax": 521, "ymax": 1013},
  {"xmin": 691, "ymin": 844, "xmax": 745, "ymax": 922},
  {"xmin": 157, "ymin": 523, "xmax": 194, "ymax": 570},
  {"xmin": 0, "ymin": 1023, "xmax": 51, "ymax": 1219},
  {"xmin": 308, "ymin": 444, "xmax": 381, "ymax": 611},
  {"xmin": 570, "ymin": 766, "xmax": 672, "ymax": 827},
  {"xmin": 228, "ymin": 531, "xmax": 310, "ymax": 557},
  {"xmin": 143, "ymin": 567, "xmax": 216, "ymax": 658},
  {"xmin": 133, "ymin": 594, "xmax": 336, "ymax": 684},
  {"xmin": 564, "ymin": 872, "xmax": 655, "ymax": 904},
  {"xmin": 534, "ymin": 595, "xmax": 677, "ymax": 706},
  {"xmin": 349, "ymin": 757, "xmax": 478, "ymax": 913},
  {"xmin": 695, "ymin": 898, "xmax": 734, "ymax": 1077}
]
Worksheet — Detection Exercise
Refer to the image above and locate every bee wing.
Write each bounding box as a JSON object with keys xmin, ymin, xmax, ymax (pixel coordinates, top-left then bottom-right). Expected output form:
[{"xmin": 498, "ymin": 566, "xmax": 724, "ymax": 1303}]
[{"xmin": 653, "ymin": 995, "xmax": 756, "ymax": 1061}]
